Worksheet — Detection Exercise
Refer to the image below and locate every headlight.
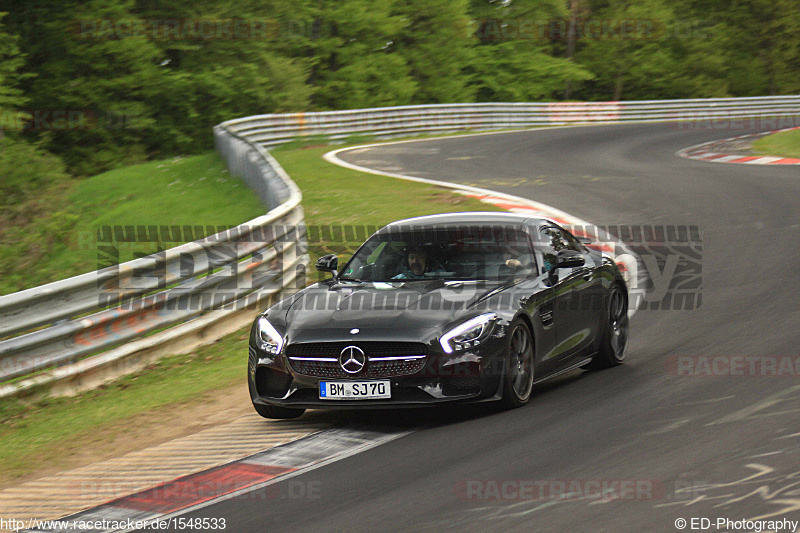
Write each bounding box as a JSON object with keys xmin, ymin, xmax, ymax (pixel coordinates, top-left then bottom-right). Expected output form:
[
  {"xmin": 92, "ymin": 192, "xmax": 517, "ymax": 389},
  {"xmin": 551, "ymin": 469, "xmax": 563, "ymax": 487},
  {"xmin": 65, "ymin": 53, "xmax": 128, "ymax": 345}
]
[
  {"xmin": 256, "ymin": 316, "xmax": 285, "ymax": 355},
  {"xmin": 440, "ymin": 313, "xmax": 497, "ymax": 354}
]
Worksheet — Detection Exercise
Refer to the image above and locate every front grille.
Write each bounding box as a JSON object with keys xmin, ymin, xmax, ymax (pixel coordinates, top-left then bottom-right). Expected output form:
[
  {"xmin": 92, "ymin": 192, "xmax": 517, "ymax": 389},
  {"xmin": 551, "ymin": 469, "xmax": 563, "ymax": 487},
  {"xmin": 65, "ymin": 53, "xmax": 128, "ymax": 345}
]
[
  {"xmin": 286, "ymin": 342, "xmax": 428, "ymax": 358},
  {"xmin": 286, "ymin": 342, "xmax": 428, "ymax": 378},
  {"xmin": 290, "ymin": 358, "xmax": 426, "ymax": 379}
]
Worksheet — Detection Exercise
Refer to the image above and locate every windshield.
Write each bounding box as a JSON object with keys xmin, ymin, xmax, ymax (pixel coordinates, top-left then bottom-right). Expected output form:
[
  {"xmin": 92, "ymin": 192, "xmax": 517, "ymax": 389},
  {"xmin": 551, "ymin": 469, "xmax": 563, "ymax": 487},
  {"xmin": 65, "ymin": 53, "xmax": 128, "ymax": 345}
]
[{"xmin": 339, "ymin": 225, "xmax": 536, "ymax": 282}]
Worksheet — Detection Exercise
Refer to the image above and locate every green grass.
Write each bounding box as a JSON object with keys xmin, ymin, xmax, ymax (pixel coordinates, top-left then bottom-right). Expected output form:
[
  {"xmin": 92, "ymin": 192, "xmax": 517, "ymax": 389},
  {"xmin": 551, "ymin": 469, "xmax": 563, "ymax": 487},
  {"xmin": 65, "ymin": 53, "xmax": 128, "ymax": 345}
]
[
  {"xmin": 0, "ymin": 330, "xmax": 247, "ymax": 486},
  {"xmin": 276, "ymin": 144, "xmax": 492, "ymax": 227},
  {"xmin": 273, "ymin": 144, "xmax": 503, "ymax": 272},
  {"xmin": 0, "ymin": 152, "xmax": 265, "ymax": 295},
  {"xmin": 752, "ymin": 128, "xmax": 800, "ymax": 158},
  {"xmin": 0, "ymin": 140, "xmax": 503, "ymax": 484}
]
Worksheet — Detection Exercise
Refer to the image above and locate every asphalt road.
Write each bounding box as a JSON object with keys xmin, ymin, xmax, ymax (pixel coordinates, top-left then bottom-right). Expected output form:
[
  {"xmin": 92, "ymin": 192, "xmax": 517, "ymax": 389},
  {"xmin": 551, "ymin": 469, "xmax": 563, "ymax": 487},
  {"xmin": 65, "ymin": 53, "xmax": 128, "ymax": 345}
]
[{"xmin": 181, "ymin": 122, "xmax": 800, "ymax": 532}]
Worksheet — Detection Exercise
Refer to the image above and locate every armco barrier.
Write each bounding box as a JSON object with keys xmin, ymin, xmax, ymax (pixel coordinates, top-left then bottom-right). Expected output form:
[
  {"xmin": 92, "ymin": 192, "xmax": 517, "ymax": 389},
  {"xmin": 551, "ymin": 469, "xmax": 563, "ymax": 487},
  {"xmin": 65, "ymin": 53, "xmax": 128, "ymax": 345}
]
[
  {"xmin": 0, "ymin": 127, "xmax": 308, "ymax": 399},
  {"xmin": 1, "ymin": 96, "xmax": 797, "ymax": 398},
  {"xmin": 221, "ymin": 96, "xmax": 800, "ymax": 146}
]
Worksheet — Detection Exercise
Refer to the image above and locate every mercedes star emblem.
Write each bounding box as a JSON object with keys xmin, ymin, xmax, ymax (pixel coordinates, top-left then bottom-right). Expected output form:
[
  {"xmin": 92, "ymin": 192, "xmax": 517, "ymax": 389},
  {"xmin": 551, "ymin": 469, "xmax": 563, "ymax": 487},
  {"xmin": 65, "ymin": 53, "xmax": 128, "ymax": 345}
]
[{"xmin": 339, "ymin": 345, "xmax": 366, "ymax": 374}]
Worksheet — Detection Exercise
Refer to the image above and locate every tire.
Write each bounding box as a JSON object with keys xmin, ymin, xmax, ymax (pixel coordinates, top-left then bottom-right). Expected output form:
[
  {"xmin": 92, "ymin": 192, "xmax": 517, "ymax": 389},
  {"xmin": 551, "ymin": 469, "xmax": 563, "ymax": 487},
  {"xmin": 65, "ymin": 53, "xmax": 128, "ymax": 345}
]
[
  {"xmin": 500, "ymin": 319, "xmax": 535, "ymax": 408},
  {"xmin": 587, "ymin": 283, "xmax": 629, "ymax": 369},
  {"xmin": 252, "ymin": 402, "xmax": 305, "ymax": 419}
]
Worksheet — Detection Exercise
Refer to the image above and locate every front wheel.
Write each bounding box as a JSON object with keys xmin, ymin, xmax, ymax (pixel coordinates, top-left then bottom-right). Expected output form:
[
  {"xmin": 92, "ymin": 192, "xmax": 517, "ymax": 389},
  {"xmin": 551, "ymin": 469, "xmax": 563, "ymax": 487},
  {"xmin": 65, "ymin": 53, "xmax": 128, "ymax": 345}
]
[
  {"xmin": 588, "ymin": 284, "xmax": 629, "ymax": 369},
  {"xmin": 500, "ymin": 320, "xmax": 535, "ymax": 408}
]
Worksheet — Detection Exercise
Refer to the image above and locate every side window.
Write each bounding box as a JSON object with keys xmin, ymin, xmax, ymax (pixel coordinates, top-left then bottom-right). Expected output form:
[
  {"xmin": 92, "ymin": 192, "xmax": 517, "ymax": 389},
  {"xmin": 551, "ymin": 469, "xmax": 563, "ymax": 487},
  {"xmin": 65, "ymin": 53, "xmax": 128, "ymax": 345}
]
[{"xmin": 342, "ymin": 240, "xmax": 395, "ymax": 280}]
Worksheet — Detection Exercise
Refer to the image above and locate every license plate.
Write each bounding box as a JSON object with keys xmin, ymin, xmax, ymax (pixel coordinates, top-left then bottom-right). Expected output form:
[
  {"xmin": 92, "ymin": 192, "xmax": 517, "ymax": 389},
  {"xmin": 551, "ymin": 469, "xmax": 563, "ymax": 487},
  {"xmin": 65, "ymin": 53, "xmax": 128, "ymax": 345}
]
[{"xmin": 319, "ymin": 380, "xmax": 391, "ymax": 400}]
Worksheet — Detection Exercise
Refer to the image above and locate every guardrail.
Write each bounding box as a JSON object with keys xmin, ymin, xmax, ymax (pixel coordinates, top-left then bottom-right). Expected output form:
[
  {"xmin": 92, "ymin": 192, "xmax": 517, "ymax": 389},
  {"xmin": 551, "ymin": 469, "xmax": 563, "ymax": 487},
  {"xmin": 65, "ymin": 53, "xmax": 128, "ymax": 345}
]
[
  {"xmin": 2, "ymin": 95, "xmax": 797, "ymax": 399},
  {"xmin": 222, "ymin": 96, "xmax": 800, "ymax": 146},
  {"xmin": 0, "ymin": 126, "xmax": 308, "ymax": 399}
]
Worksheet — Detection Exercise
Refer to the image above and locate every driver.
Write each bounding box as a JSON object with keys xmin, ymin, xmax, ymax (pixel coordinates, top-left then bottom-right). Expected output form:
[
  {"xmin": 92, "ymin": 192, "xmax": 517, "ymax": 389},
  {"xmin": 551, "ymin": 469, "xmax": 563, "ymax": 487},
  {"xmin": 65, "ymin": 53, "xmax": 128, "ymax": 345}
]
[{"xmin": 393, "ymin": 244, "xmax": 444, "ymax": 279}]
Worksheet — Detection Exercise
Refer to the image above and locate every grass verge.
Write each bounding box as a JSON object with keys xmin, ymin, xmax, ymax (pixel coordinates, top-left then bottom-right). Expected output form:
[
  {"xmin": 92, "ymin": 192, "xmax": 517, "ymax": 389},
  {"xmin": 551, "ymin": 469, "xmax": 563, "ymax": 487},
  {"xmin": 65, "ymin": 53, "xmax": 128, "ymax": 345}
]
[
  {"xmin": 0, "ymin": 152, "xmax": 265, "ymax": 296},
  {"xmin": 752, "ymin": 128, "xmax": 800, "ymax": 158},
  {"xmin": 0, "ymin": 141, "xmax": 502, "ymax": 485},
  {"xmin": 272, "ymin": 144, "xmax": 503, "ymax": 267},
  {"xmin": 0, "ymin": 330, "xmax": 247, "ymax": 488}
]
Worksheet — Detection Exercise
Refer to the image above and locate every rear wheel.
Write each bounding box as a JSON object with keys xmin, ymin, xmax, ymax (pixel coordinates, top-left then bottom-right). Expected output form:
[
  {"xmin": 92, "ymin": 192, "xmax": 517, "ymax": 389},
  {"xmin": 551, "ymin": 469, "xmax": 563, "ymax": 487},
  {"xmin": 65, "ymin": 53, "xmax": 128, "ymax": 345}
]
[
  {"xmin": 500, "ymin": 320, "xmax": 535, "ymax": 408},
  {"xmin": 588, "ymin": 284, "xmax": 629, "ymax": 369}
]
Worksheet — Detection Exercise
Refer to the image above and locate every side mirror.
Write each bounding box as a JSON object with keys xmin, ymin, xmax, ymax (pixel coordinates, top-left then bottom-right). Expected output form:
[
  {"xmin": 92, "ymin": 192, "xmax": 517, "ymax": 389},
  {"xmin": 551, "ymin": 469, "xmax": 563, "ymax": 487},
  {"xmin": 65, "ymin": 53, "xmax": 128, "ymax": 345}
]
[
  {"xmin": 557, "ymin": 249, "xmax": 585, "ymax": 268},
  {"xmin": 316, "ymin": 254, "xmax": 339, "ymax": 280}
]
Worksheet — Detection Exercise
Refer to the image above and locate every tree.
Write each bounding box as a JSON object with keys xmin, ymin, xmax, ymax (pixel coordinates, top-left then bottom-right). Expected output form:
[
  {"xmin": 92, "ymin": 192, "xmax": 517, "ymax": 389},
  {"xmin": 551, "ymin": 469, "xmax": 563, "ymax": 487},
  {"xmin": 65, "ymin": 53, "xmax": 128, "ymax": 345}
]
[
  {"xmin": 2, "ymin": 0, "xmax": 312, "ymax": 172},
  {"xmin": 133, "ymin": 0, "xmax": 312, "ymax": 150},
  {"xmin": 393, "ymin": 0, "xmax": 475, "ymax": 103},
  {"xmin": 0, "ymin": 12, "xmax": 27, "ymax": 135},
  {"xmin": 467, "ymin": 0, "xmax": 593, "ymax": 101},
  {"xmin": 570, "ymin": 0, "xmax": 685, "ymax": 100},
  {"xmin": 1, "ymin": 0, "xmax": 168, "ymax": 173},
  {"xmin": 269, "ymin": 0, "xmax": 416, "ymax": 109},
  {"xmin": 0, "ymin": 10, "xmax": 68, "ymax": 217},
  {"xmin": 712, "ymin": 0, "xmax": 800, "ymax": 95}
]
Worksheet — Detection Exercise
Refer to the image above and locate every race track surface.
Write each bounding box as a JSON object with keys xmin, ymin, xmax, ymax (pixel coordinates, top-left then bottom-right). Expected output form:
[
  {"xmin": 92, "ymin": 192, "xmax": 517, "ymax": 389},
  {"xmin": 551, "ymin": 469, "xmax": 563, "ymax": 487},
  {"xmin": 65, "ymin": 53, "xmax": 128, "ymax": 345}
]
[{"xmin": 179, "ymin": 123, "xmax": 800, "ymax": 532}]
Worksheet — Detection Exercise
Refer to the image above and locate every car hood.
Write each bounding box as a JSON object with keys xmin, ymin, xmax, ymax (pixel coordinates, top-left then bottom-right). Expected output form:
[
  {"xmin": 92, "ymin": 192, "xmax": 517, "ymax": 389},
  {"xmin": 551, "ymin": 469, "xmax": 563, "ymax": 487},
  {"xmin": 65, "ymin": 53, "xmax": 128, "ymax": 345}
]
[{"xmin": 281, "ymin": 279, "xmax": 514, "ymax": 344}]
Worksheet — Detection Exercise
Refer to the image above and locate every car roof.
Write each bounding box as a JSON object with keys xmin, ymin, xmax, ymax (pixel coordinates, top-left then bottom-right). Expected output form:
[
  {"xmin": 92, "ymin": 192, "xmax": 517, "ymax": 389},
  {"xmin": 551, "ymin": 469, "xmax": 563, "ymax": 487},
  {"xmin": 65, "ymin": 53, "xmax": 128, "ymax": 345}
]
[{"xmin": 381, "ymin": 211, "xmax": 547, "ymax": 229}]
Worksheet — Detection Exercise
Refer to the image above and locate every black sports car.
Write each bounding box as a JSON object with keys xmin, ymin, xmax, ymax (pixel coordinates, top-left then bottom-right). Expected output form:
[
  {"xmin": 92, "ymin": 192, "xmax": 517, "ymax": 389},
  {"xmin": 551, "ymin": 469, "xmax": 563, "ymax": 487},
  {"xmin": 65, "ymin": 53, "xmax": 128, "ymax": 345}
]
[{"xmin": 248, "ymin": 212, "xmax": 629, "ymax": 419}]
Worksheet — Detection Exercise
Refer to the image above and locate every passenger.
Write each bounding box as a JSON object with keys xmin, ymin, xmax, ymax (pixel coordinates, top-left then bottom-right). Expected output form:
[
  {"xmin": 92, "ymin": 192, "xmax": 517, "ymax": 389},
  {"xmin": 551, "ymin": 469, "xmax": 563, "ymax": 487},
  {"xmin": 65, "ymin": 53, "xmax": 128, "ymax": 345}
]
[{"xmin": 503, "ymin": 246, "xmax": 535, "ymax": 275}]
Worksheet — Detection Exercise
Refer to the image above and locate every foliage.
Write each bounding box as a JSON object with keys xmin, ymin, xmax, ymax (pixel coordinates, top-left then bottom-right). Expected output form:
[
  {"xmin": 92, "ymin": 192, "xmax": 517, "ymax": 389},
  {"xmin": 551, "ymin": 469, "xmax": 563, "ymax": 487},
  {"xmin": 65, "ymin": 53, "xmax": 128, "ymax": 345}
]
[
  {"xmin": 0, "ymin": 12, "xmax": 28, "ymax": 132},
  {"xmin": 0, "ymin": 151, "xmax": 264, "ymax": 295},
  {"xmin": 274, "ymin": 0, "xmax": 417, "ymax": 109},
  {"xmin": 0, "ymin": 0, "xmax": 796, "ymax": 175},
  {"xmin": 0, "ymin": 136, "xmax": 69, "ymax": 208},
  {"xmin": 393, "ymin": 0, "xmax": 475, "ymax": 103}
]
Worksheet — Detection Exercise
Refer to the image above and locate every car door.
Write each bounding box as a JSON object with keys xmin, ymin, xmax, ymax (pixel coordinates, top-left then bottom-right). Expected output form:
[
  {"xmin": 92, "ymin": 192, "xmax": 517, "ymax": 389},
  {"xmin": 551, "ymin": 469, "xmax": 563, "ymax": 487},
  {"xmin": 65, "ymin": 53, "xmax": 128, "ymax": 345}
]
[
  {"xmin": 557, "ymin": 226, "xmax": 604, "ymax": 356},
  {"xmin": 508, "ymin": 227, "xmax": 560, "ymax": 378},
  {"xmin": 533, "ymin": 224, "xmax": 596, "ymax": 367}
]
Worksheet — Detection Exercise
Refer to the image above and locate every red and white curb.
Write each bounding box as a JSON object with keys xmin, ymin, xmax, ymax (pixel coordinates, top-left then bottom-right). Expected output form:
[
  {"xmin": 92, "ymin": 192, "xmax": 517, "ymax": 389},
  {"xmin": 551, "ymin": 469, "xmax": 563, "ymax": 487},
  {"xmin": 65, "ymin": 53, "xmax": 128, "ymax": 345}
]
[
  {"xmin": 26, "ymin": 427, "xmax": 411, "ymax": 533},
  {"xmin": 324, "ymin": 140, "xmax": 644, "ymax": 311},
  {"xmin": 677, "ymin": 127, "xmax": 800, "ymax": 165}
]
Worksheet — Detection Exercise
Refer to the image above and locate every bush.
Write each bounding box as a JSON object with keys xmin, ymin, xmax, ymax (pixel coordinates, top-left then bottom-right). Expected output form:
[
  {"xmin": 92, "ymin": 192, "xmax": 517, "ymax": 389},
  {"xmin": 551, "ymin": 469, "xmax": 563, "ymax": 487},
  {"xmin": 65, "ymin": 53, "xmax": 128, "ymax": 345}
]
[{"xmin": 0, "ymin": 136, "xmax": 69, "ymax": 207}]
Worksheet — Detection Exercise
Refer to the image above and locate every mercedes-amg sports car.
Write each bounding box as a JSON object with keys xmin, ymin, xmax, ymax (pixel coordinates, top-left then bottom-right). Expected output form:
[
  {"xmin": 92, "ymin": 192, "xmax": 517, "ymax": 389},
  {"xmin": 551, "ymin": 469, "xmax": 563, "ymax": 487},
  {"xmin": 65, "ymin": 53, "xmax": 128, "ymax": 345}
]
[{"xmin": 248, "ymin": 212, "xmax": 629, "ymax": 419}]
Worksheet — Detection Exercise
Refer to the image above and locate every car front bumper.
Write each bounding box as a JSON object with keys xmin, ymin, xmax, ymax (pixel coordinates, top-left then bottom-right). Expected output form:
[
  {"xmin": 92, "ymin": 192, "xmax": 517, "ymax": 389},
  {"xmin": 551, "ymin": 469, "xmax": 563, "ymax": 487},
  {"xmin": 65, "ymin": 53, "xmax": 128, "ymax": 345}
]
[{"xmin": 248, "ymin": 335, "xmax": 508, "ymax": 409}]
